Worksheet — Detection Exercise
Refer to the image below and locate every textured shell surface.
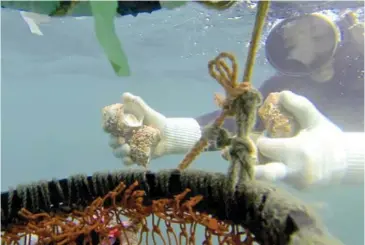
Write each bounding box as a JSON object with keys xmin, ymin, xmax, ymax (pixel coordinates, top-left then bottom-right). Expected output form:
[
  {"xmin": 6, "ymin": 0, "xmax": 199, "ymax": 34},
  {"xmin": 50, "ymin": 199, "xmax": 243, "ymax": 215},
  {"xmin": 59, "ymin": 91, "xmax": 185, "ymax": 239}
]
[{"xmin": 258, "ymin": 92, "xmax": 299, "ymax": 138}]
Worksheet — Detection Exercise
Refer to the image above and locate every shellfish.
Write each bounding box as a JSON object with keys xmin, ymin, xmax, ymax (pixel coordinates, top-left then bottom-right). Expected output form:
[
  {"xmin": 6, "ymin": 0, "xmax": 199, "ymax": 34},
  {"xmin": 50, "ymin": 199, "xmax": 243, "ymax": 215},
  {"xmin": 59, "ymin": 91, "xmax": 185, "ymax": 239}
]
[
  {"xmin": 258, "ymin": 92, "xmax": 299, "ymax": 138},
  {"xmin": 102, "ymin": 103, "xmax": 144, "ymax": 137},
  {"xmin": 129, "ymin": 126, "xmax": 161, "ymax": 167}
]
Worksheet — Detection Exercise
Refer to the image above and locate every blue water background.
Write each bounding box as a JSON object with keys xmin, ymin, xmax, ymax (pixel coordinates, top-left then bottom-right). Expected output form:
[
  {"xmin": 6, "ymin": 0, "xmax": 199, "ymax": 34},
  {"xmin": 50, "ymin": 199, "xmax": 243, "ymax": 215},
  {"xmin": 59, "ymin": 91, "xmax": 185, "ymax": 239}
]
[{"xmin": 1, "ymin": 4, "xmax": 363, "ymax": 245}]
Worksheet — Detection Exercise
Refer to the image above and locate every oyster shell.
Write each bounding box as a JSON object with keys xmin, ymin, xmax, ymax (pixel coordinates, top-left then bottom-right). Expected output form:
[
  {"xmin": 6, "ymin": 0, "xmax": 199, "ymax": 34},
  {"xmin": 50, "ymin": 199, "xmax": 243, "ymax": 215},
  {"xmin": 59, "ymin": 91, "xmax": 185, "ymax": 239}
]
[
  {"xmin": 258, "ymin": 92, "xmax": 299, "ymax": 138},
  {"xmin": 123, "ymin": 113, "xmax": 143, "ymax": 128},
  {"xmin": 102, "ymin": 103, "xmax": 144, "ymax": 137},
  {"xmin": 129, "ymin": 125, "xmax": 161, "ymax": 167}
]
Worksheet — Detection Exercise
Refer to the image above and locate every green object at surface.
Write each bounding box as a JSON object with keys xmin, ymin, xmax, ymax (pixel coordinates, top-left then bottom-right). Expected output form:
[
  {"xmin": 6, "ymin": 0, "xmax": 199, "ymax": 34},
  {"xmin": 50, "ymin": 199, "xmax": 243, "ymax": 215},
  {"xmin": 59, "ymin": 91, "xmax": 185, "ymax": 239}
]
[{"xmin": 90, "ymin": 1, "xmax": 131, "ymax": 77}]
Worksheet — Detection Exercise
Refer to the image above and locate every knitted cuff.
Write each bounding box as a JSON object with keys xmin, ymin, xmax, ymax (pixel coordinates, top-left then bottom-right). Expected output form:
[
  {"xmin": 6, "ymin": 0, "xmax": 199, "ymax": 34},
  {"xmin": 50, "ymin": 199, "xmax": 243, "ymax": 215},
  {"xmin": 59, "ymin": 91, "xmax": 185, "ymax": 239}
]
[
  {"xmin": 341, "ymin": 132, "xmax": 365, "ymax": 184},
  {"xmin": 163, "ymin": 118, "xmax": 202, "ymax": 155}
]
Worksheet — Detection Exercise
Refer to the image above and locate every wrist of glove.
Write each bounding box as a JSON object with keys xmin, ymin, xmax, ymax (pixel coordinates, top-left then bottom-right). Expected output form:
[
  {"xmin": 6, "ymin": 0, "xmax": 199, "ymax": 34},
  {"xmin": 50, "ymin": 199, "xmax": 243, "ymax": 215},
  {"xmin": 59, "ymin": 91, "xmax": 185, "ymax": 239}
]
[
  {"xmin": 340, "ymin": 132, "xmax": 365, "ymax": 184},
  {"xmin": 161, "ymin": 117, "xmax": 202, "ymax": 156}
]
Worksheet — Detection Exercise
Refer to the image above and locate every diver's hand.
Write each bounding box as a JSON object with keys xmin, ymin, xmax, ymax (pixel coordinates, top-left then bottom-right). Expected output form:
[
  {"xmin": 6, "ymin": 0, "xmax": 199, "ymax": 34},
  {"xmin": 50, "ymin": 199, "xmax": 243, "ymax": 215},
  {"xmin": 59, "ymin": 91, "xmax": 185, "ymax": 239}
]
[
  {"xmin": 107, "ymin": 93, "xmax": 201, "ymax": 166},
  {"xmin": 106, "ymin": 92, "xmax": 166, "ymax": 165},
  {"xmin": 255, "ymin": 91, "xmax": 347, "ymax": 189}
]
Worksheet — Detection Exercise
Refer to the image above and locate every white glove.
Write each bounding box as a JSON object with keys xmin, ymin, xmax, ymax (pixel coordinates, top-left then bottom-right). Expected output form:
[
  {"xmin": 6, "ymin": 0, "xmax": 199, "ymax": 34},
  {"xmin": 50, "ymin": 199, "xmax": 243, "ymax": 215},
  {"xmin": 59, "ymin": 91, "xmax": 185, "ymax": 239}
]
[
  {"xmin": 106, "ymin": 93, "xmax": 202, "ymax": 166},
  {"xmin": 255, "ymin": 91, "xmax": 363, "ymax": 189}
]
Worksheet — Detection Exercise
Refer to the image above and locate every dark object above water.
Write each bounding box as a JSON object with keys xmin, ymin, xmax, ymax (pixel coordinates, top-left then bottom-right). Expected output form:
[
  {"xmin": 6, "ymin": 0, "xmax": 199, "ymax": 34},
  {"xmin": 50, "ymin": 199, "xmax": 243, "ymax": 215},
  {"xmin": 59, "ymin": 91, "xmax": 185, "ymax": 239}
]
[
  {"xmin": 2, "ymin": 1, "xmax": 364, "ymax": 19},
  {"xmin": 1, "ymin": 1, "xmax": 163, "ymax": 17}
]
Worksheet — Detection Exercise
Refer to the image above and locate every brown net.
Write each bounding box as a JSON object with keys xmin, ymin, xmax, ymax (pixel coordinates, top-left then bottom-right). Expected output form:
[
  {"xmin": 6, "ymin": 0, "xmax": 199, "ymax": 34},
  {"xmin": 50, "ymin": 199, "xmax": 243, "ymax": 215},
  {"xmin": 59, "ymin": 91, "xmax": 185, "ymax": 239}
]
[
  {"xmin": 1, "ymin": 170, "xmax": 338, "ymax": 245},
  {"xmin": 1, "ymin": 177, "xmax": 250, "ymax": 245}
]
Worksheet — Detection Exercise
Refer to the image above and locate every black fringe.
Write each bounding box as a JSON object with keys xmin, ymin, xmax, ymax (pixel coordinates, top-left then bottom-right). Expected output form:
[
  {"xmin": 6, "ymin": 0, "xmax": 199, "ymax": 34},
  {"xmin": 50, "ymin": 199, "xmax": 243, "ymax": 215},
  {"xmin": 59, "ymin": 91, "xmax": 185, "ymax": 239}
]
[{"xmin": 1, "ymin": 169, "xmax": 329, "ymax": 245}]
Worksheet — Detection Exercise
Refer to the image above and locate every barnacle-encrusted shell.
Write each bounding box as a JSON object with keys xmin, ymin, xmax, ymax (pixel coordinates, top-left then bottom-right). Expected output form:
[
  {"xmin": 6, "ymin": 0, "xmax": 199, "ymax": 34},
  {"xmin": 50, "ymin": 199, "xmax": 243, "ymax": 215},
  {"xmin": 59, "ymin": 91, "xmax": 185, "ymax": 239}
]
[
  {"xmin": 102, "ymin": 103, "xmax": 143, "ymax": 136},
  {"xmin": 129, "ymin": 126, "xmax": 161, "ymax": 167},
  {"xmin": 258, "ymin": 92, "xmax": 299, "ymax": 138}
]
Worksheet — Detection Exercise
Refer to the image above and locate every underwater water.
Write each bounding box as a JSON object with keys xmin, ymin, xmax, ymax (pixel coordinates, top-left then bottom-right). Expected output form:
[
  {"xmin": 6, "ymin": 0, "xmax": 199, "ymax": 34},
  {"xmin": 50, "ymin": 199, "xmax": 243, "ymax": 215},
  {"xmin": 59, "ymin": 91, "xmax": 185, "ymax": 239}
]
[{"xmin": 1, "ymin": 3, "xmax": 364, "ymax": 245}]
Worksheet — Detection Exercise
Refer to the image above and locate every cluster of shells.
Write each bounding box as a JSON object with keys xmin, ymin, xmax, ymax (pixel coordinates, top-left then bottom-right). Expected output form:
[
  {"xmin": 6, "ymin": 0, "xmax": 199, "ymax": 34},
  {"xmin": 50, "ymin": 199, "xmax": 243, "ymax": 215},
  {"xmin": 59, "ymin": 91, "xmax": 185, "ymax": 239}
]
[
  {"xmin": 258, "ymin": 92, "xmax": 299, "ymax": 138},
  {"xmin": 102, "ymin": 103, "xmax": 160, "ymax": 167}
]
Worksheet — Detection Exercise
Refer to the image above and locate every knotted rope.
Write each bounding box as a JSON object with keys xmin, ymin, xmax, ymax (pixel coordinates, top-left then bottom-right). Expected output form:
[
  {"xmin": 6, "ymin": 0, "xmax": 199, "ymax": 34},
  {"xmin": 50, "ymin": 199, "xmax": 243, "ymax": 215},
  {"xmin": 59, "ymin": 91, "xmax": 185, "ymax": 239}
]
[{"xmin": 178, "ymin": 2, "xmax": 270, "ymax": 178}]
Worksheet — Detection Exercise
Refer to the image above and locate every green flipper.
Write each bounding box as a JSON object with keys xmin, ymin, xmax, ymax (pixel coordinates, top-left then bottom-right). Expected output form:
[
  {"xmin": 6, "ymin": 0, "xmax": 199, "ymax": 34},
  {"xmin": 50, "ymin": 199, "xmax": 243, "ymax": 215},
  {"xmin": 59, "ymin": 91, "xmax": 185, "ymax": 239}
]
[{"xmin": 90, "ymin": 1, "xmax": 131, "ymax": 77}]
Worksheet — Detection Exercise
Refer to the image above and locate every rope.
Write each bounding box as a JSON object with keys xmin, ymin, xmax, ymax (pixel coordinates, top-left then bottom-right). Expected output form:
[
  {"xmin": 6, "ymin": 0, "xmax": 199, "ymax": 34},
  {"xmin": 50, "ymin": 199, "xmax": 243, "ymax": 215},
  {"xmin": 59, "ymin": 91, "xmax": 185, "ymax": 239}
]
[
  {"xmin": 177, "ymin": 1, "xmax": 270, "ymax": 172},
  {"xmin": 242, "ymin": 1, "xmax": 270, "ymax": 83}
]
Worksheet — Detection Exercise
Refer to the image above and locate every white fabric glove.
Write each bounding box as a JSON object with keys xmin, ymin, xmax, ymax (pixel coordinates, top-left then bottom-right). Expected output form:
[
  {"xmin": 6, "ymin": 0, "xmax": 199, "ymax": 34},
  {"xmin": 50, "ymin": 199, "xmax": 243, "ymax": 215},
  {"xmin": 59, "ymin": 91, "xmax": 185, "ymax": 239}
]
[
  {"xmin": 107, "ymin": 93, "xmax": 202, "ymax": 166},
  {"xmin": 256, "ymin": 90, "xmax": 364, "ymax": 189}
]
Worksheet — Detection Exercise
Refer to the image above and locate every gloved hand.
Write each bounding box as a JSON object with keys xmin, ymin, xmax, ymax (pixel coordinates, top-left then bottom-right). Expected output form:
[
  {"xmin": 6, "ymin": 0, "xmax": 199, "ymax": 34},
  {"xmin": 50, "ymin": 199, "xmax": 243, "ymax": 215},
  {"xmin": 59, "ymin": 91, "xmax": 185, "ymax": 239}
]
[
  {"xmin": 106, "ymin": 93, "xmax": 202, "ymax": 166},
  {"xmin": 255, "ymin": 91, "xmax": 348, "ymax": 189}
]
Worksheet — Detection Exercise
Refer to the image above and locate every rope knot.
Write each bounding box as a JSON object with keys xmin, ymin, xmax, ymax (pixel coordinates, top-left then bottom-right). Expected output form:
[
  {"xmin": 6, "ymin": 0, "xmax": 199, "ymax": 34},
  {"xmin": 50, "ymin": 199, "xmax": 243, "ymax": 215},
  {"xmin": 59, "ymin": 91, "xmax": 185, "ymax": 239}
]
[{"xmin": 209, "ymin": 52, "xmax": 251, "ymax": 116}]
